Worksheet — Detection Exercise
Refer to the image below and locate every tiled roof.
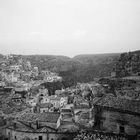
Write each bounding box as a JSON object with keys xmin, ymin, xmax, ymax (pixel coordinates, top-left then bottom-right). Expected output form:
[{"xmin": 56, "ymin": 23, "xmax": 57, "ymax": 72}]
[
  {"xmin": 38, "ymin": 103, "xmax": 53, "ymax": 108},
  {"xmin": 61, "ymin": 108, "xmax": 72, "ymax": 113},
  {"xmin": 80, "ymin": 112, "xmax": 90, "ymax": 120},
  {"xmin": 61, "ymin": 113, "xmax": 73, "ymax": 120},
  {"xmin": 74, "ymin": 103, "xmax": 90, "ymax": 109},
  {"xmin": 7, "ymin": 123, "xmax": 34, "ymax": 132},
  {"xmin": 12, "ymin": 94, "xmax": 22, "ymax": 99},
  {"xmin": 19, "ymin": 112, "xmax": 60, "ymax": 123},
  {"xmin": 95, "ymin": 94, "xmax": 140, "ymax": 114},
  {"xmin": 2, "ymin": 101, "xmax": 27, "ymax": 115},
  {"xmin": 58, "ymin": 124, "xmax": 79, "ymax": 132},
  {"xmin": 15, "ymin": 88, "xmax": 25, "ymax": 92},
  {"xmin": 35, "ymin": 126, "xmax": 57, "ymax": 132}
]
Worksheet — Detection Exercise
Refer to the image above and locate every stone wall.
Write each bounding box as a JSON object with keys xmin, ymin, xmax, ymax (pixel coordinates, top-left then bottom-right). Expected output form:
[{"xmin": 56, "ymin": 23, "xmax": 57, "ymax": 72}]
[
  {"xmin": 4, "ymin": 128, "xmax": 77, "ymax": 140},
  {"xmin": 99, "ymin": 109, "xmax": 140, "ymax": 135}
]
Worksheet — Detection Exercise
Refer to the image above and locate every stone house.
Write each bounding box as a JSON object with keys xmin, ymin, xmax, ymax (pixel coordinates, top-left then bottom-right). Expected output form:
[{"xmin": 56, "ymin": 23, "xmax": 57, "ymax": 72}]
[
  {"xmin": 60, "ymin": 108, "xmax": 73, "ymax": 123},
  {"xmin": 111, "ymin": 71, "xmax": 116, "ymax": 78},
  {"xmin": 94, "ymin": 94, "xmax": 140, "ymax": 135},
  {"xmin": 10, "ymin": 65, "xmax": 22, "ymax": 72},
  {"xmin": 47, "ymin": 96, "xmax": 68, "ymax": 109},
  {"xmin": 26, "ymin": 98, "xmax": 38, "ymax": 107},
  {"xmin": 74, "ymin": 103, "xmax": 91, "ymax": 123},
  {"xmin": 18, "ymin": 112, "xmax": 61, "ymax": 130},
  {"xmin": 12, "ymin": 93, "xmax": 23, "ymax": 104},
  {"xmin": 3, "ymin": 112, "xmax": 77, "ymax": 140},
  {"xmin": 14, "ymin": 88, "xmax": 28, "ymax": 98},
  {"xmin": 4, "ymin": 126, "xmax": 77, "ymax": 140},
  {"xmin": 36, "ymin": 103, "xmax": 53, "ymax": 113}
]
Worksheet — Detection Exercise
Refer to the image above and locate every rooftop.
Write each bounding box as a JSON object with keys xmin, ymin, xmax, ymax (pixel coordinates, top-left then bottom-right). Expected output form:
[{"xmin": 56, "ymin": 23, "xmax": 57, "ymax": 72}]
[
  {"xmin": 35, "ymin": 126, "xmax": 57, "ymax": 132},
  {"xmin": 38, "ymin": 103, "xmax": 53, "ymax": 108},
  {"xmin": 74, "ymin": 103, "xmax": 90, "ymax": 109},
  {"xmin": 19, "ymin": 112, "xmax": 60, "ymax": 123},
  {"xmin": 80, "ymin": 112, "xmax": 90, "ymax": 120},
  {"xmin": 95, "ymin": 94, "xmax": 140, "ymax": 115}
]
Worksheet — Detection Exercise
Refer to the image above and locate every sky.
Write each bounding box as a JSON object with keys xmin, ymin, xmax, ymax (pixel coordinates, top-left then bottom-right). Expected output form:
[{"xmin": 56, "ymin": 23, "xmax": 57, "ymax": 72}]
[{"xmin": 0, "ymin": 0, "xmax": 140, "ymax": 57}]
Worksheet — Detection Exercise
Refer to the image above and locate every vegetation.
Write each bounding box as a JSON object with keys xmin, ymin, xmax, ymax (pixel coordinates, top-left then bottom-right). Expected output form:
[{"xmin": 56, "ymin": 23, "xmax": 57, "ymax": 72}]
[
  {"xmin": 114, "ymin": 50, "xmax": 140, "ymax": 77},
  {"xmin": 23, "ymin": 53, "xmax": 120, "ymax": 86},
  {"xmin": 1, "ymin": 50, "xmax": 140, "ymax": 87},
  {"xmin": 41, "ymin": 81, "xmax": 64, "ymax": 95}
]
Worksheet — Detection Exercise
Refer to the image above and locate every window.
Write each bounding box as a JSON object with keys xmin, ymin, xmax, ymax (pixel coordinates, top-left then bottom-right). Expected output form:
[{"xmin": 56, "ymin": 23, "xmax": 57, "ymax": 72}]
[
  {"xmin": 39, "ymin": 136, "xmax": 42, "ymax": 140},
  {"xmin": 100, "ymin": 120, "xmax": 104, "ymax": 129},
  {"xmin": 62, "ymin": 137, "xmax": 67, "ymax": 140},
  {"xmin": 120, "ymin": 126, "xmax": 125, "ymax": 133}
]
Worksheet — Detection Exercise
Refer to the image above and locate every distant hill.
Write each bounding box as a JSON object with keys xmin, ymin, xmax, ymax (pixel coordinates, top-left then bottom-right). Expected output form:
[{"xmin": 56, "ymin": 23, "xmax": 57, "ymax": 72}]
[
  {"xmin": 22, "ymin": 53, "xmax": 120, "ymax": 86},
  {"xmin": 23, "ymin": 55, "xmax": 82, "ymax": 72},
  {"xmin": 0, "ymin": 54, "xmax": 4, "ymax": 61},
  {"xmin": 73, "ymin": 53, "xmax": 120, "ymax": 66},
  {"xmin": 3, "ymin": 51, "xmax": 140, "ymax": 87},
  {"xmin": 114, "ymin": 50, "xmax": 140, "ymax": 77},
  {"xmin": 72, "ymin": 53, "xmax": 120, "ymax": 83},
  {"xmin": 131, "ymin": 50, "xmax": 140, "ymax": 55}
]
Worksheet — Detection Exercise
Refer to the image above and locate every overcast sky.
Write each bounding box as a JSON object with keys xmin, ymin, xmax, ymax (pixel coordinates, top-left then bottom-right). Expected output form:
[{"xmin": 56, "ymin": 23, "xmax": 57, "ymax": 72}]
[{"xmin": 0, "ymin": 0, "xmax": 140, "ymax": 57}]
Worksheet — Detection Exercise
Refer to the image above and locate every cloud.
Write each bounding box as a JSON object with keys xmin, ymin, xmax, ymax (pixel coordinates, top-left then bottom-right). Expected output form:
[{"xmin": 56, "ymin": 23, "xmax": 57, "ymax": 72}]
[
  {"xmin": 56, "ymin": 0, "xmax": 70, "ymax": 5},
  {"xmin": 73, "ymin": 29, "xmax": 87, "ymax": 39},
  {"xmin": 29, "ymin": 32, "xmax": 47, "ymax": 36}
]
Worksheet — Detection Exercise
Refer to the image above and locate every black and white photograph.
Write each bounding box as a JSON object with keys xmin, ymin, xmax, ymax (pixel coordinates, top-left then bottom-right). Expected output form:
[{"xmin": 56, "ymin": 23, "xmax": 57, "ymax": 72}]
[{"xmin": 0, "ymin": 0, "xmax": 140, "ymax": 140}]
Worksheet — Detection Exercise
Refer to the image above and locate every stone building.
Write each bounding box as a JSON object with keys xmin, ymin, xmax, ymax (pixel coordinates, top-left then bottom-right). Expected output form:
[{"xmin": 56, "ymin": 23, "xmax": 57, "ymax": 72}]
[
  {"xmin": 94, "ymin": 94, "xmax": 140, "ymax": 135},
  {"xmin": 3, "ymin": 112, "xmax": 77, "ymax": 140},
  {"xmin": 4, "ymin": 126, "xmax": 77, "ymax": 140},
  {"xmin": 36, "ymin": 103, "xmax": 53, "ymax": 113},
  {"xmin": 18, "ymin": 112, "xmax": 61, "ymax": 130}
]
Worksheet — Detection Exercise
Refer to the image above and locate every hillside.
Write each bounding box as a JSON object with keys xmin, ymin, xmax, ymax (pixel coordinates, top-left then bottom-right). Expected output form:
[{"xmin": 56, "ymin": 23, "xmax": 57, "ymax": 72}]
[
  {"xmin": 23, "ymin": 55, "xmax": 82, "ymax": 72},
  {"xmin": 73, "ymin": 53, "xmax": 120, "ymax": 66},
  {"xmin": 114, "ymin": 50, "xmax": 140, "ymax": 77},
  {"xmin": 22, "ymin": 53, "xmax": 120, "ymax": 86},
  {"xmin": 0, "ymin": 54, "xmax": 4, "ymax": 62},
  {"xmin": 72, "ymin": 53, "xmax": 120, "ymax": 83},
  {"xmin": 3, "ymin": 52, "xmax": 136, "ymax": 86}
]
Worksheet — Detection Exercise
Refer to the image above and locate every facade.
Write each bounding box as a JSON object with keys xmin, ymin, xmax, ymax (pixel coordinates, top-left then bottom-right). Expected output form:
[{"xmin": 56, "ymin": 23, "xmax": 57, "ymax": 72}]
[
  {"xmin": 3, "ymin": 112, "xmax": 77, "ymax": 140},
  {"xmin": 36, "ymin": 103, "xmax": 53, "ymax": 113},
  {"xmin": 111, "ymin": 71, "xmax": 116, "ymax": 78},
  {"xmin": 27, "ymin": 98, "xmax": 38, "ymax": 107},
  {"xmin": 94, "ymin": 95, "xmax": 140, "ymax": 135},
  {"xmin": 5, "ymin": 127, "xmax": 77, "ymax": 140},
  {"xmin": 18, "ymin": 112, "xmax": 61, "ymax": 129}
]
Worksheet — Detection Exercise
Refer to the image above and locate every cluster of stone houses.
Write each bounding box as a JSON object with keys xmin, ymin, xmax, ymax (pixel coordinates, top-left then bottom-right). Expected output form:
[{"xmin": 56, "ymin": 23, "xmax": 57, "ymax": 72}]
[
  {"xmin": 0, "ymin": 54, "xmax": 140, "ymax": 140},
  {"xmin": 0, "ymin": 54, "xmax": 62, "ymax": 87},
  {"xmin": 0, "ymin": 81, "xmax": 95, "ymax": 140},
  {"xmin": 2, "ymin": 84, "xmax": 140, "ymax": 140}
]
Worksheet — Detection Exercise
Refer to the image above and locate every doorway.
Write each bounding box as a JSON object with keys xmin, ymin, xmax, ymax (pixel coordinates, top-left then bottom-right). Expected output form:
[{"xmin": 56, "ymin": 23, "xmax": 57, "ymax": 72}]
[
  {"xmin": 39, "ymin": 136, "xmax": 42, "ymax": 140},
  {"xmin": 119, "ymin": 125, "xmax": 125, "ymax": 133}
]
